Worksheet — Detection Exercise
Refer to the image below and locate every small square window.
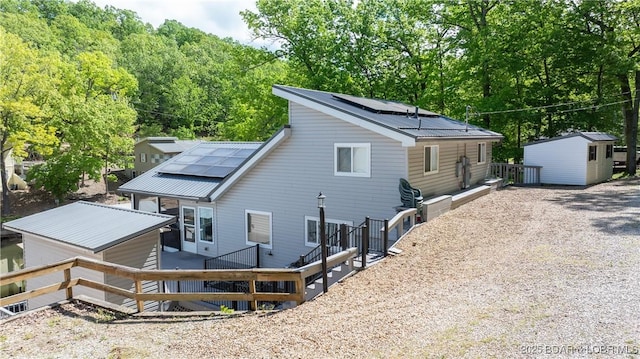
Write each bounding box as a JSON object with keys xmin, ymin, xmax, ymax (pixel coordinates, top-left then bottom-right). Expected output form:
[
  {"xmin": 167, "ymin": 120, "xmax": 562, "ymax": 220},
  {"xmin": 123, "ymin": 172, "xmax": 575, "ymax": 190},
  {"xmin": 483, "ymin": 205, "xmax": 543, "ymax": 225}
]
[
  {"xmin": 334, "ymin": 143, "xmax": 371, "ymax": 177},
  {"xmin": 246, "ymin": 210, "xmax": 272, "ymax": 248},
  {"xmin": 304, "ymin": 216, "xmax": 352, "ymax": 247}
]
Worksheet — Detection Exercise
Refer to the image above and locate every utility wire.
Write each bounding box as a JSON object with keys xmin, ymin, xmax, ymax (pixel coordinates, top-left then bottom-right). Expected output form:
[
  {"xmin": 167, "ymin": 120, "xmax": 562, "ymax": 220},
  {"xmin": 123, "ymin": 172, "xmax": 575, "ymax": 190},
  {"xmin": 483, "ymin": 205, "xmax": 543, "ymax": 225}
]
[
  {"xmin": 474, "ymin": 91, "xmax": 633, "ymax": 116},
  {"xmin": 554, "ymin": 99, "xmax": 631, "ymax": 114}
]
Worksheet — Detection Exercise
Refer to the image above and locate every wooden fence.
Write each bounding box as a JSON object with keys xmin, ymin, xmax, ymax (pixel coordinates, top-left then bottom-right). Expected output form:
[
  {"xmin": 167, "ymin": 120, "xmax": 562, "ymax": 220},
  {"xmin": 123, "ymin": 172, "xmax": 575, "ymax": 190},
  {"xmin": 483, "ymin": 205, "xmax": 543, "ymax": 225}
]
[
  {"xmin": 490, "ymin": 163, "xmax": 542, "ymax": 185},
  {"xmin": 0, "ymin": 248, "xmax": 357, "ymax": 314}
]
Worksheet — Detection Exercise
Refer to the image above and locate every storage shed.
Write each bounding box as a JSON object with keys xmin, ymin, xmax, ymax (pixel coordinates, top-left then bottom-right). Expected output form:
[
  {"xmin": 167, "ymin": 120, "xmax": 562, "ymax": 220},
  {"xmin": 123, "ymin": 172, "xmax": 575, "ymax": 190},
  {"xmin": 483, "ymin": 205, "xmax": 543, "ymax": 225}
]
[
  {"xmin": 2, "ymin": 201, "xmax": 175, "ymax": 311},
  {"xmin": 524, "ymin": 132, "xmax": 617, "ymax": 185}
]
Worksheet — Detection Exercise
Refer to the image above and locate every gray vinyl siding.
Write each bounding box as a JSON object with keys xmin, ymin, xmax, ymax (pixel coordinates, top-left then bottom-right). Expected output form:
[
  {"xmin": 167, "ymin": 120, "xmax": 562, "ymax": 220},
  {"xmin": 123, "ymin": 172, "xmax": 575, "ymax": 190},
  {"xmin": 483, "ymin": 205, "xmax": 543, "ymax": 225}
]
[
  {"xmin": 103, "ymin": 231, "xmax": 160, "ymax": 311},
  {"xmin": 525, "ymin": 136, "xmax": 588, "ymax": 185},
  {"xmin": 24, "ymin": 235, "xmax": 104, "ymax": 310},
  {"xmin": 407, "ymin": 140, "xmax": 493, "ymax": 198},
  {"xmin": 213, "ymin": 102, "xmax": 407, "ymax": 268}
]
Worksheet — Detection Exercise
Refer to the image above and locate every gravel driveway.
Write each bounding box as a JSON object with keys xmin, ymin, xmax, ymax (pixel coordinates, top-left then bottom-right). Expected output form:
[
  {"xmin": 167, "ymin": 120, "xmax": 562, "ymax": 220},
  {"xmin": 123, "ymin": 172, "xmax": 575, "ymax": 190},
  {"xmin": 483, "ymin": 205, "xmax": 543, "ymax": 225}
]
[{"xmin": 2, "ymin": 178, "xmax": 639, "ymax": 358}]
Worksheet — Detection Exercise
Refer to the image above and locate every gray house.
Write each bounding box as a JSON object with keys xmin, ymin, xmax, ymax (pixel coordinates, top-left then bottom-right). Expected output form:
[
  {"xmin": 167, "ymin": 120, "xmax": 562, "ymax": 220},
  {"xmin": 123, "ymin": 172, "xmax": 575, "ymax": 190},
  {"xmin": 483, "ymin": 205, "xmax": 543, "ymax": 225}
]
[
  {"xmin": 2, "ymin": 202, "xmax": 175, "ymax": 311},
  {"xmin": 119, "ymin": 85, "xmax": 503, "ymax": 268}
]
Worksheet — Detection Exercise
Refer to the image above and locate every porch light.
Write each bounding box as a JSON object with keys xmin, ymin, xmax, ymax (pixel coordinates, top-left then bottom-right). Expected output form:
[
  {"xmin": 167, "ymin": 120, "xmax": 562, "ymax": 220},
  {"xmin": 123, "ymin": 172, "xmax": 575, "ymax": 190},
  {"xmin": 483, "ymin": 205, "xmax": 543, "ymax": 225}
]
[{"xmin": 317, "ymin": 192, "xmax": 326, "ymax": 208}]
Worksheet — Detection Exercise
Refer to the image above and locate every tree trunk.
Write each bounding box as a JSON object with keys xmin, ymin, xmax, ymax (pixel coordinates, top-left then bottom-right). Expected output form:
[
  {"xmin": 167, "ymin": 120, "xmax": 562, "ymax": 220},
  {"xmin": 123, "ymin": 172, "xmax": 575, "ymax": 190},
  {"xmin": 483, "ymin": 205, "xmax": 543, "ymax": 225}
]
[
  {"xmin": 1, "ymin": 149, "xmax": 10, "ymax": 216},
  {"xmin": 619, "ymin": 71, "xmax": 639, "ymax": 175}
]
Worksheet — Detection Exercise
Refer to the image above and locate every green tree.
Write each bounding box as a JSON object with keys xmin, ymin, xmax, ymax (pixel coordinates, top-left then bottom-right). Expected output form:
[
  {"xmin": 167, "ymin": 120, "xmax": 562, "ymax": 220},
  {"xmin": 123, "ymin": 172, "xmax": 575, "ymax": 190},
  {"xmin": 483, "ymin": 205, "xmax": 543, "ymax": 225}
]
[{"xmin": 0, "ymin": 27, "xmax": 59, "ymax": 214}]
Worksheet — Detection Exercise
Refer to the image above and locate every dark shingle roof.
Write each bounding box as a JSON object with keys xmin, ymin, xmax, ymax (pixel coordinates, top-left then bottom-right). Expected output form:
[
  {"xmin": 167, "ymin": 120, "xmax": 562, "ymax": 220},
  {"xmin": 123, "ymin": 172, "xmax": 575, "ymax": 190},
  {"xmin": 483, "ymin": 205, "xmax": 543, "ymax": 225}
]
[
  {"xmin": 2, "ymin": 202, "xmax": 175, "ymax": 253},
  {"xmin": 273, "ymin": 85, "xmax": 503, "ymax": 140}
]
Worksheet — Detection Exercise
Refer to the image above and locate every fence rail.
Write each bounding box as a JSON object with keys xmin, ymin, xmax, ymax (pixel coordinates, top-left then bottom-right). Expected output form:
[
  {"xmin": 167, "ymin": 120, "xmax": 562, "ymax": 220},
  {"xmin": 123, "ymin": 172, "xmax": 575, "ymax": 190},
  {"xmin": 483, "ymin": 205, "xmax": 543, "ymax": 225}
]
[
  {"xmin": 0, "ymin": 250, "xmax": 357, "ymax": 314},
  {"xmin": 490, "ymin": 163, "xmax": 542, "ymax": 185}
]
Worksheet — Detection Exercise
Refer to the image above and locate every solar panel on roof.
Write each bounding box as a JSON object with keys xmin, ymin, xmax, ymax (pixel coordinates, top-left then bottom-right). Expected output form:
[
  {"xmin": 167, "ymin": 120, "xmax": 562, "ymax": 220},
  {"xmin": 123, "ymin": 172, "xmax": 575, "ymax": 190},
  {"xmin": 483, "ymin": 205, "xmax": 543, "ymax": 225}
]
[
  {"xmin": 332, "ymin": 94, "xmax": 438, "ymax": 117},
  {"xmin": 210, "ymin": 148, "xmax": 238, "ymax": 156},
  {"xmin": 157, "ymin": 144, "xmax": 258, "ymax": 178},
  {"xmin": 204, "ymin": 166, "xmax": 235, "ymax": 177},
  {"xmin": 196, "ymin": 156, "xmax": 226, "ymax": 165}
]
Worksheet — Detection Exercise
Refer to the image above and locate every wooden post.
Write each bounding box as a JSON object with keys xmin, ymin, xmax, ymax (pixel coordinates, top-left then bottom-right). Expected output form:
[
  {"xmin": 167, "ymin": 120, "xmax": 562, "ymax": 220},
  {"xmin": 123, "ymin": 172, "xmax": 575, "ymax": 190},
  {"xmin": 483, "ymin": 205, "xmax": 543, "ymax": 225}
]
[
  {"xmin": 64, "ymin": 268, "xmax": 72, "ymax": 300},
  {"xmin": 135, "ymin": 280, "xmax": 144, "ymax": 313},
  {"xmin": 383, "ymin": 219, "xmax": 389, "ymax": 257},
  {"xmin": 295, "ymin": 276, "xmax": 305, "ymax": 305},
  {"xmin": 248, "ymin": 279, "xmax": 257, "ymax": 311}
]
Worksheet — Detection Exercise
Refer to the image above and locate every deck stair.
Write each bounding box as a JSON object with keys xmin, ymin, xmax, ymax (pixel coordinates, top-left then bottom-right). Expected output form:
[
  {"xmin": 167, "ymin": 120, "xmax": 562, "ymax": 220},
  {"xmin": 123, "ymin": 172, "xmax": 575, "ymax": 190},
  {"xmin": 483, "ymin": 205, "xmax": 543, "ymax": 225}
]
[{"xmin": 304, "ymin": 262, "xmax": 354, "ymax": 301}]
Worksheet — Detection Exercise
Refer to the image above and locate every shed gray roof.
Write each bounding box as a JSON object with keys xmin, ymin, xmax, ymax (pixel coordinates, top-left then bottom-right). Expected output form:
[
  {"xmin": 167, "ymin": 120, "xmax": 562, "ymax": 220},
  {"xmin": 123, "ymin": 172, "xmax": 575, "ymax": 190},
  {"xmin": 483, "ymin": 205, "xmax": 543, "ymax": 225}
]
[
  {"xmin": 148, "ymin": 140, "xmax": 201, "ymax": 154},
  {"xmin": 273, "ymin": 85, "xmax": 504, "ymax": 140},
  {"xmin": 523, "ymin": 132, "xmax": 617, "ymax": 146},
  {"xmin": 119, "ymin": 142, "xmax": 262, "ymax": 200},
  {"xmin": 2, "ymin": 202, "xmax": 176, "ymax": 253}
]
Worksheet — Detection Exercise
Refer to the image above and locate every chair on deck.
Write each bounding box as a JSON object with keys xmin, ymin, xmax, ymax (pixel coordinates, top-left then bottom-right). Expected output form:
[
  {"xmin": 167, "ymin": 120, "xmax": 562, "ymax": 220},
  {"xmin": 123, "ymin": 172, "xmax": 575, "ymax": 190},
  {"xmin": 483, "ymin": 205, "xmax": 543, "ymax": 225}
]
[{"xmin": 399, "ymin": 178, "xmax": 423, "ymax": 209}]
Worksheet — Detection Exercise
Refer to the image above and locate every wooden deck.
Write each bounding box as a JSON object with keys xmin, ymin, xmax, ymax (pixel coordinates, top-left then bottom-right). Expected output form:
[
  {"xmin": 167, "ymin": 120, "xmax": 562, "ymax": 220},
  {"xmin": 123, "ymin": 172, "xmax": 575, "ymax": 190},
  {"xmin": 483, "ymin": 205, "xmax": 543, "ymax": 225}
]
[{"xmin": 490, "ymin": 163, "xmax": 542, "ymax": 185}]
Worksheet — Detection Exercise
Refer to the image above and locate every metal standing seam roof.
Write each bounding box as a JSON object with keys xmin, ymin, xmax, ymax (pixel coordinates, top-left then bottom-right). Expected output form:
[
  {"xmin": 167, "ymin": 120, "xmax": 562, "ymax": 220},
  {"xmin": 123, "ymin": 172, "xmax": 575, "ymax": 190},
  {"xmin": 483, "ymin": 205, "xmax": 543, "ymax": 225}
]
[
  {"xmin": 119, "ymin": 142, "xmax": 262, "ymax": 200},
  {"xmin": 2, "ymin": 201, "xmax": 176, "ymax": 253},
  {"xmin": 523, "ymin": 132, "xmax": 618, "ymax": 146},
  {"xmin": 273, "ymin": 85, "xmax": 504, "ymax": 140}
]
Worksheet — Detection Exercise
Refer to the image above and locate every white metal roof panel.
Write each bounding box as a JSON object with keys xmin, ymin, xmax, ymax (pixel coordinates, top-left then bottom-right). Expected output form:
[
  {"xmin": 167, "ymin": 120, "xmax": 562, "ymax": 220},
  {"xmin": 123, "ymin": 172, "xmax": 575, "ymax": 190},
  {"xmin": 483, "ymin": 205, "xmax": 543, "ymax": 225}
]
[{"xmin": 2, "ymin": 202, "xmax": 176, "ymax": 253}]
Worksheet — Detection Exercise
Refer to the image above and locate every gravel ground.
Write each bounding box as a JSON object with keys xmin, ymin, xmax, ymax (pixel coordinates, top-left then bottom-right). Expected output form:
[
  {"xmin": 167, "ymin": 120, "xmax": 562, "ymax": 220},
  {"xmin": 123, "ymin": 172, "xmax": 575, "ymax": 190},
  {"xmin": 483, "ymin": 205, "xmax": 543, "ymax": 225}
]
[{"xmin": 1, "ymin": 178, "xmax": 639, "ymax": 358}]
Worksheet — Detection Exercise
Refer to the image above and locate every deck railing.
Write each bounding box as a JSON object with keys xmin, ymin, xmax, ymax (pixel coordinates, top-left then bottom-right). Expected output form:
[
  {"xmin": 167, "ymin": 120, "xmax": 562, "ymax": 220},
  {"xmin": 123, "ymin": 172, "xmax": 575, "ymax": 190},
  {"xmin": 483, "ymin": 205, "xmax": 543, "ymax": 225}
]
[
  {"xmin": 293, "ymin": 208, "xmax": 418, "ymax": 270},
  {"xmin": 490, "ymin": 163, "xmax": 542, "ymax": 185},
  {"xmin": 0, "ymin": 250, "xmax": 357, "ymax": 314},
  {"xmin": 204, "ymin": 244, "xmax": 259, "ymax": 270}
]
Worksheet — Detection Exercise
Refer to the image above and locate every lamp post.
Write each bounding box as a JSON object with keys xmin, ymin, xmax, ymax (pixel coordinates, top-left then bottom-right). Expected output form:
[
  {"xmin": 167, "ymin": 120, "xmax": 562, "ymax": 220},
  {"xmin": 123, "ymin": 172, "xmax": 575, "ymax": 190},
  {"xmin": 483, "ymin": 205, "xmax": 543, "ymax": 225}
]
[{"xmin": 317, "ymin": 192, "xmax": 328, "ymax": 293}]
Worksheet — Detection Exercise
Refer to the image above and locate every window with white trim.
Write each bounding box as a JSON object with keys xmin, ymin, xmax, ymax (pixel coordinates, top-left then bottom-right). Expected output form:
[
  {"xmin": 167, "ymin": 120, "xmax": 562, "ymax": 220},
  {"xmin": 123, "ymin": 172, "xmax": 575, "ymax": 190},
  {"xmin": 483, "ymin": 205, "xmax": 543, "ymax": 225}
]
[
  {"xmin": 198, "ymin": 207, "xmax": 213, "ymax": 243},
  {"xmin": 305, "ymin": 216, "xmax": 353, "ymax": 247},
  {"xmin": 477, "ymin": 142, "xmax": 487, "ymax": 164},
  {"xmin": 334, "ymin": 143, "xmax": 371, "ymax": 177},
  {"xmin": 140, "ymin": 152, "xmax": 147, "ymax": 163},
  {"xmin": 246, "ymin": 210, "xmax": 272, "ymax": 248},
  {"xmin": 605, "ymin": 144, "xmax": 613, "ymax": 159},
  {"xmin": 424, "ymin": 145, "xmax": 439, "ymax": 174}
]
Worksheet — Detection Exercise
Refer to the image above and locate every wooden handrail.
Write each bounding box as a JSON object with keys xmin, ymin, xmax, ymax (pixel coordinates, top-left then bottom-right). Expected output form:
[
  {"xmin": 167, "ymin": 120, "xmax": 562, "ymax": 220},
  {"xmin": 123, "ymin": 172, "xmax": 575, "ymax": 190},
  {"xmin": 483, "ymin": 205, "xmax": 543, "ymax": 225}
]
[{"xmin": 0, "ymin": 248, "xmax": 359, "ymax": 313}]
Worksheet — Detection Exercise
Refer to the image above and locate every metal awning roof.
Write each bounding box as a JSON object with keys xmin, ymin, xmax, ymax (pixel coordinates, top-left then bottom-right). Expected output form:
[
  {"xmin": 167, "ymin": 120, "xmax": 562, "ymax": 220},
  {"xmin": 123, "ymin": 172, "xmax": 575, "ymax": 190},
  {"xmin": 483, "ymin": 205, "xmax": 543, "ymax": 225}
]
[{"xmin": 2, "ymin": 202, "xmax": 176, "ymax": 253}]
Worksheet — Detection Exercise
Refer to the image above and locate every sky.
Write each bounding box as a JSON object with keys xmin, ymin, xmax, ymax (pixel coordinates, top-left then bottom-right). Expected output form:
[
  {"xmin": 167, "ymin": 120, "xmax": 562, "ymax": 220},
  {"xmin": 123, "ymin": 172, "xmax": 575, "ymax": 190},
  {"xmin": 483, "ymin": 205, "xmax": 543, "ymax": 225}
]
[{"xmin": 88, "ymin": 0, "xmax": 268, "ymax": 47}]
